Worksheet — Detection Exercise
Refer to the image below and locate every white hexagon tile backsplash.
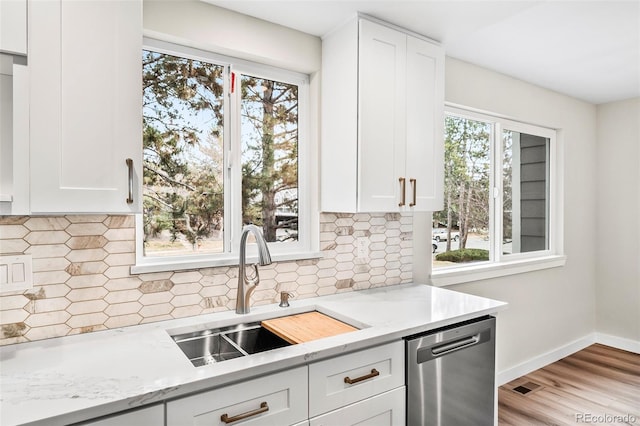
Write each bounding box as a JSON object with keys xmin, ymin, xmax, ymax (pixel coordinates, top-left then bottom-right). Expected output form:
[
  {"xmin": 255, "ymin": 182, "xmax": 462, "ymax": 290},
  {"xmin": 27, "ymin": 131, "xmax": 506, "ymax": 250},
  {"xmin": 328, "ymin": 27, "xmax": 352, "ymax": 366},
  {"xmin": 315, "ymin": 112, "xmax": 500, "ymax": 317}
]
[{"xmin": 0, "ymin": 213, "xmax": 412, "ymax": 345}]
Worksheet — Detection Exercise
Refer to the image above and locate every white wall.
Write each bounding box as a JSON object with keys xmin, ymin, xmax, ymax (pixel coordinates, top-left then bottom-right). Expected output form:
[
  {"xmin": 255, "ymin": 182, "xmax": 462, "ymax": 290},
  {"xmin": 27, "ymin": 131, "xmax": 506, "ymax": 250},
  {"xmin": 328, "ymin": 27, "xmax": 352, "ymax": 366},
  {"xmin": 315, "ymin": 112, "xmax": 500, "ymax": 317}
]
[
  {"xmin": 418, "ymin": 57, "xmax": 599, "ymax": 380},
  {"xmin": 595, "ymin": 98, "xmax": 640, "ymax": 345},
  {"xmin": 143, "ymin": 0, "xmax": 321, "ymax": 74}
]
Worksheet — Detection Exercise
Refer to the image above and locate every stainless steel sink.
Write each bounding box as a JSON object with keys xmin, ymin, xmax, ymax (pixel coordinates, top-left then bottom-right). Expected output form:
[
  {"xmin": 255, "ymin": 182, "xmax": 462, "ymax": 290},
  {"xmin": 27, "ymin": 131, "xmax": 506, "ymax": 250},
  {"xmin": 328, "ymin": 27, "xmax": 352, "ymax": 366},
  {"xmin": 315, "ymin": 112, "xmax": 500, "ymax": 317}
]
[
  {"xmin": 225, "ymin": 326, "xmax": 292, "ymax": 354},
  {"xmin": 171, "ymin": 322, "xmax": 291, "ymax": 367}
]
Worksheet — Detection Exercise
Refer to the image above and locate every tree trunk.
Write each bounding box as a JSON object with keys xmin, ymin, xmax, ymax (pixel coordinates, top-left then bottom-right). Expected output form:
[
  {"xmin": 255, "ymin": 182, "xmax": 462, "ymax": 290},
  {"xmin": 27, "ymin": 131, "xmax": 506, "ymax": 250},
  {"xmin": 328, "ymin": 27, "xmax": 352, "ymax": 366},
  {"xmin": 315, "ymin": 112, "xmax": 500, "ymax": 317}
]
[
  {"xmin": 261, "ymin": 82, "xmax": 277, "ymax": 242},
  {"xmin": 452, "ymin": 181, "xmax": 466, "ymax": 252},
  {"xmin": 445, "ymin": 191, "xmax": 452, "ymax": 252},
  {"xmin": 462, "ymin": 184, "xmax": 473, "ymax": 249}
]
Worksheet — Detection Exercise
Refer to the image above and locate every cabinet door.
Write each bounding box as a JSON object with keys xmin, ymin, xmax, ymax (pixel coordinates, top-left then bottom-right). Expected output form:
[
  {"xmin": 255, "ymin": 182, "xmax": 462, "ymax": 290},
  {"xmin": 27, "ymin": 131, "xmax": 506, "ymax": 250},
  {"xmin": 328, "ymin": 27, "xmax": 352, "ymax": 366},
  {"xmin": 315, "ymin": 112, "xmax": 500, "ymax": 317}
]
[
  {"xmin": 0, "ymin": 0, "xmax": 27, "ymax": 55},
  {"xmin": 1, "ymin": 57, "xmax": 30, "ymax": 214},
  {"xmin": 320, "ymin": 17, "xmax": 358, "ymax": 213},
  {"xmin": 358, "ymin": 19, "xmax": 407, "ymax": 212},
  {"xmin": 79, "ymin": 405, "xmax": 164, "ymax": 426},
  {"xmin": 29, "ymin": 0, "xmax": 142, "ymax": 214},
  {"xmin": 166, "ymin": 366, "xmax": 308, "ymax": 426},
  {"xmin": 309, "ymin": 387, "xmax": 405, "ymax": 426},
  {"xmin": 405, "ymin": 35, "xmax": 444, "ymax": 211}
]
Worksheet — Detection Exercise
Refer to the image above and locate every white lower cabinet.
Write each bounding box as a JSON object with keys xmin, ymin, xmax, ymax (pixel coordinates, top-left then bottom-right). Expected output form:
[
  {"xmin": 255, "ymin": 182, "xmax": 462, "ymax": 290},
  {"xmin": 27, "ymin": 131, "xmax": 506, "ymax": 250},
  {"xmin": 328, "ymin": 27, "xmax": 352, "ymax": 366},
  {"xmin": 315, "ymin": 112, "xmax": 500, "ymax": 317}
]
[
  {"xmin": 79, "ymin": 404, "xmax": 164, "ymax": 426},
  {"xmin": 163, "ymin": 341, "xmax": 405, "ymax": 426},
  {"xmin": 166, "ymin": 366, "xmax": 308, "ymax": 426},
  {"xmin": 309, "ymin": 387, "xmax": 405, "ymax": 426}
]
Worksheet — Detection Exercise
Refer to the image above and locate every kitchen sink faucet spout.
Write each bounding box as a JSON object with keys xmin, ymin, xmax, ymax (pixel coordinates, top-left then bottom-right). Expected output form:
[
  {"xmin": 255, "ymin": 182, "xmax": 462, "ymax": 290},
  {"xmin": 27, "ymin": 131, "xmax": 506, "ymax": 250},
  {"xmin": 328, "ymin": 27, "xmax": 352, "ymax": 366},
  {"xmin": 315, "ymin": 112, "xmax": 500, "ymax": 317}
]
[{"xmin": 236, "ymin": 224, "xmax": 272, "ymax": 314}]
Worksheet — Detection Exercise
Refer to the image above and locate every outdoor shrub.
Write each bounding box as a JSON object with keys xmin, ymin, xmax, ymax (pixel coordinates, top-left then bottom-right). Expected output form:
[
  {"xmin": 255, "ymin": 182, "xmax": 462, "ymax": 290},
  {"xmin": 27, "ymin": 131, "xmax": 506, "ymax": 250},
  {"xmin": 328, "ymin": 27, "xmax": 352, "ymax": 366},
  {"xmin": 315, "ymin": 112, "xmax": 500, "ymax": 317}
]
[{"xmin": 435, "ymin": 248, "xmax": 489, "ymax": 263}]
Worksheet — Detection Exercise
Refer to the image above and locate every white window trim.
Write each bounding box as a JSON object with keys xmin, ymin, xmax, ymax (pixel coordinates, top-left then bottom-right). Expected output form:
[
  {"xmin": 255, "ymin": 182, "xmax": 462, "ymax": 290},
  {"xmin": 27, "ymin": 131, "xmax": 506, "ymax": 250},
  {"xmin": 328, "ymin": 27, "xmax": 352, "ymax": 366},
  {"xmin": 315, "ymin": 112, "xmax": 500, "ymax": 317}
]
[
  {"xmin": 431, "ymin": 105, "xmax": 565, "ymax": 287},
  {"xmin": 131, "ymin": 38, "xmax": 319, "ymax": 275},
  {"xmin": 430, "ymin": 255, "xmax": 567, "ymax": 287}
]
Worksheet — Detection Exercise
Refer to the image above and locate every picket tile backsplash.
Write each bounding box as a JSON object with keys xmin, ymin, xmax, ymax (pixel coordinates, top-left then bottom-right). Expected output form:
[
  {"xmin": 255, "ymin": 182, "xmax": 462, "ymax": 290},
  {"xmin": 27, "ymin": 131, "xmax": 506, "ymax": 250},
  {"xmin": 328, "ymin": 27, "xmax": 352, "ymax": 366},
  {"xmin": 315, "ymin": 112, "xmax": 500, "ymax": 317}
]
[{"xmin": 0, "ymin": 213, "xmax": 412, "ymax": 345}]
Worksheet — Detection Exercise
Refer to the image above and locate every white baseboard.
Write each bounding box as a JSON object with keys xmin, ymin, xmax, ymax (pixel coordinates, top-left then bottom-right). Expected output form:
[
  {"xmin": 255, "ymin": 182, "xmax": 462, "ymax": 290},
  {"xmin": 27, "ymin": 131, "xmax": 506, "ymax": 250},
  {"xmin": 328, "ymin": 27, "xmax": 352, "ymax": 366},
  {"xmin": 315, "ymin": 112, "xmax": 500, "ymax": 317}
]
[
  {"xmin": 496, "ymin": 332, "xmax": 640, "ymax": 386},
  {"xmin": 496, "ymin": 334, "xmax": 596, "ymax": 386},
  {"xmin": 595, "ymin": 332, "xmax": 640, "ymax": 354}
]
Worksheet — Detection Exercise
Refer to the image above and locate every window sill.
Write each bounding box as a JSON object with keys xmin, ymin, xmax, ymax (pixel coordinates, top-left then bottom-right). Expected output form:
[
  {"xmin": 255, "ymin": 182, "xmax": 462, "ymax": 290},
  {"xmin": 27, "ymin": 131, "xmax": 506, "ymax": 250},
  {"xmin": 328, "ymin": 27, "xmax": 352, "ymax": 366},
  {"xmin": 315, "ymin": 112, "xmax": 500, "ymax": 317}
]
[
  {"xmin": 430, "ymin": 255, "xmax": 567, "ymax": 287},
  {"xmin": 130, "ymin": 251, "xmax": 324, "ymax": 275}
]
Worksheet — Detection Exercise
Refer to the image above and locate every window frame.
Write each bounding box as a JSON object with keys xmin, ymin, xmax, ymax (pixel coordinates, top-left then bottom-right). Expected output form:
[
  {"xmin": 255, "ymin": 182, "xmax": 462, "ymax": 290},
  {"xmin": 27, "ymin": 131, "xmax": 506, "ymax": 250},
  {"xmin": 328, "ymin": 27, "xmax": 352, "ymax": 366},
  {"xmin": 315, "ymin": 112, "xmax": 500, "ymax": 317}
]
[
  {"xmin": 431, "ymin": 105, "xmax": 565, "ymax": 286},
  {"xmin": 132, "ymin": 38, "xmax": 319, "ymax": 274}
]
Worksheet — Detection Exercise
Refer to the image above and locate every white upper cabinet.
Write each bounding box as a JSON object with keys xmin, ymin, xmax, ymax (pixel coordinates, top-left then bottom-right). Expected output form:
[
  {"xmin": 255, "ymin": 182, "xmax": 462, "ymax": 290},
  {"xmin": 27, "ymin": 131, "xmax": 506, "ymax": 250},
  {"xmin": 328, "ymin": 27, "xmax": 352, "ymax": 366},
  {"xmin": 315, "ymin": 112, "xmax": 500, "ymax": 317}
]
[
  {"xmin": 321, "ymin": 16, "xmax": 444, "ymax": 213},
  {"xmin": 28, "ymin": 0, "xmax": 142, "ymax": 214},
  {"xmin": 358, "ymin": 20, "xmax": 407, "ymax": 212},
  {"xmin": 1, "ymin": 0, "xmax": 29, "ymax": 215},
  {"xmin": 0, "ymin": 56, "xmax": 29, "ymax": 215},
  {"xmin": 0, "ymin": 0, "xmax": 27, "ymax": 56},
  {"xmin": 405, "ymin": 35, "xmax": 444, "ymax": 210}
]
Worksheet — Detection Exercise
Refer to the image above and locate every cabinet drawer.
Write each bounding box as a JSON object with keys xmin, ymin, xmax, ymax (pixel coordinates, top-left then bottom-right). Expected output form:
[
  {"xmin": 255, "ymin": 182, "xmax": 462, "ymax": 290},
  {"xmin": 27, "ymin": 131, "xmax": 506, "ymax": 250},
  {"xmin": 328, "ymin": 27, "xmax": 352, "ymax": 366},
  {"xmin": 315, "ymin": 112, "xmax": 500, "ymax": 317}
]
[
  {"xmin": 308, "ymin": 341, "xmax": 404, "ymax": 417},
  {"xmin": 309, "ymin": 387, "xmax": 405, "ymax": 426},
  {"xmin": 167, "ymin": 366, "xmax": 308, "ymax": 426}
]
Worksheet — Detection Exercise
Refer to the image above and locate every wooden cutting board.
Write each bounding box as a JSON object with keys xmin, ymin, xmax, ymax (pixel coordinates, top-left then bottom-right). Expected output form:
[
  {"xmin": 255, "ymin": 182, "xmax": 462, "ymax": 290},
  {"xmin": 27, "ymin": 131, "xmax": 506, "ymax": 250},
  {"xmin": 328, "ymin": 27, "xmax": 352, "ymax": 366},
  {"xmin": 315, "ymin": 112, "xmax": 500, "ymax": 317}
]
[{"xmin": 261, "ymin": 311, "xmax": 358, "ymax": 344}]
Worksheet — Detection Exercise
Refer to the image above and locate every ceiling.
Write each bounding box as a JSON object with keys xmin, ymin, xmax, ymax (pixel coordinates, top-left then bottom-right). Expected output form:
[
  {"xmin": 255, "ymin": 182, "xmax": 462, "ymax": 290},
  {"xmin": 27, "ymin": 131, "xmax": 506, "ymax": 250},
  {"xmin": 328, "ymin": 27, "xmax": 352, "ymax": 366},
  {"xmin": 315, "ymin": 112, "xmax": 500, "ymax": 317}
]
[{"xmin": 205, "ymin": 0, "xmax": 640, "ymax": 105}]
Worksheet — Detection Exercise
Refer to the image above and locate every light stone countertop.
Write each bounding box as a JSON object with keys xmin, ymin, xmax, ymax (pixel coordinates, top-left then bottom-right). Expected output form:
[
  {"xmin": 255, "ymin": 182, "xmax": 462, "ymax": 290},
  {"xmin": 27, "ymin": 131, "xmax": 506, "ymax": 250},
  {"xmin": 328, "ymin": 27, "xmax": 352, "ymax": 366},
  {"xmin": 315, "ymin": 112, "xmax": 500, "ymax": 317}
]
[{"xmin": 0, "ymin": 283, "xmax": 507, "ymax": 426}]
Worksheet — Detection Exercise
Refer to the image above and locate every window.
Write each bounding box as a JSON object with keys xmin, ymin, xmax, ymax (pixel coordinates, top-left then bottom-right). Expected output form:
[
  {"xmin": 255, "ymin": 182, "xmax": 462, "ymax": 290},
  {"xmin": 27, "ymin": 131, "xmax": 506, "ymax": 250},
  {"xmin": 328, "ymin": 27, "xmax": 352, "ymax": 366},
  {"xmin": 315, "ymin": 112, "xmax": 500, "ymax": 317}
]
[
  {"xmin": 432, "ymin": 107, "xmax": 563, "ymax": 283},
  {"xmin": 135, "ymin": 39, "xmax": 313, "ymax": 272}
]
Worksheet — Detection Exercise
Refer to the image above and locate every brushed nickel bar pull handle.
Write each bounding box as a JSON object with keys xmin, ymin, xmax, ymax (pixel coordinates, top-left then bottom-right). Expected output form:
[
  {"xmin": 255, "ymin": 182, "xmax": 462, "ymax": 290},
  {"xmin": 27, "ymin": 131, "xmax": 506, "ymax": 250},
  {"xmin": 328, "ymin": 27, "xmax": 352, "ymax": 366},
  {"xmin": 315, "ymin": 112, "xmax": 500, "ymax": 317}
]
[
  {"xmin": 344, "ymin": 368, "xmax": 380, "ymax": 385},
  {"xmin": 410, "ymin": 178, "xmax": 417, "ymax": 207},
  {"xmin": 221, "ymin": 401, "xmax": 269, "ymax": 424},
  {"xmin": 398, "ymin": 177, "xmax": 406, "ymax": 207},
  {"xmin": 125, "ymin": 158, "xmax": 134, "ymax": 204}
]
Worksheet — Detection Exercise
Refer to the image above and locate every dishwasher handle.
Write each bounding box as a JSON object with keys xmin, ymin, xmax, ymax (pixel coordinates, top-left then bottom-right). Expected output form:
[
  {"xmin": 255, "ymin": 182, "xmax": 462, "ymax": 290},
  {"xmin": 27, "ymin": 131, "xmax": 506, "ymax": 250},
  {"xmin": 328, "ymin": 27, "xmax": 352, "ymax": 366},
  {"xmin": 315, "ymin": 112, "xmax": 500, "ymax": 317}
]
[
  {"xmin": 416, "ymin": 327, "xmax": 492, "ymax": 363},
  {"xmin": 431, "ymin": 335, "xmax": 479, "ymax": 355}
]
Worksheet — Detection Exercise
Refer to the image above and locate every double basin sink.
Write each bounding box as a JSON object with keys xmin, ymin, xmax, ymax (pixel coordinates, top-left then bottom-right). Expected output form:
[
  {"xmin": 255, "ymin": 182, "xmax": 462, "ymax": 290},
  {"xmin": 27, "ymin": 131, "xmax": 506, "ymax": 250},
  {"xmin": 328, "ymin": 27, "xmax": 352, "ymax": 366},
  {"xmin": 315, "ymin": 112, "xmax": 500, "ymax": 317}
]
[
  {"xmin": 171, "ymin": 310, "xmax": 362, "ymax": 367},
  {"xmin": 171, "ymin": 322, "xmax": 291, "ymax": 367}
]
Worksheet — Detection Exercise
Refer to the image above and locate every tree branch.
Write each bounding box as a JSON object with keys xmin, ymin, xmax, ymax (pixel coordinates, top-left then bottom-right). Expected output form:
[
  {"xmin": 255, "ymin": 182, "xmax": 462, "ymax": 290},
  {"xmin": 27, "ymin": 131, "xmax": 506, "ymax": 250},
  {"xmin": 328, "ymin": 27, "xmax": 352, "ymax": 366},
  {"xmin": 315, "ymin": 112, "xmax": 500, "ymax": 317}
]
[{"xmin": 143, "ymin": 164, "xmax": 195, "ymax": 191}]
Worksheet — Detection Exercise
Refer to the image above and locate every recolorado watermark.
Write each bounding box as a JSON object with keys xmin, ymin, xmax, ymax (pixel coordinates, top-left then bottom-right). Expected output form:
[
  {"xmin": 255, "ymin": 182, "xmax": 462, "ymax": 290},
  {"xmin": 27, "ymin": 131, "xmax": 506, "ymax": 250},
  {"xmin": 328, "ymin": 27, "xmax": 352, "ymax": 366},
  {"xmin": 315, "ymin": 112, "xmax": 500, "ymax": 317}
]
[{"xmin": 576, "ymin": 413, "xmax": 637, "ymax": 424}]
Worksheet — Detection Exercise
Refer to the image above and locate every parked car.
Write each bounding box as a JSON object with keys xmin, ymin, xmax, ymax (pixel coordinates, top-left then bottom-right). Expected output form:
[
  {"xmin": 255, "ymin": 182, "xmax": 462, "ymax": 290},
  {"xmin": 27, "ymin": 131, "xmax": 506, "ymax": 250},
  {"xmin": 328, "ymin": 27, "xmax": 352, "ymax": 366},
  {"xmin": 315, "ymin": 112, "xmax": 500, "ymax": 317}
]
[
  {"xmin": 432, "ymin": 228, "xmax": 459, "ymax": 242},
  {"xmin": 432, "ymin": 239, "xmax": 438, "ymax": 253}
]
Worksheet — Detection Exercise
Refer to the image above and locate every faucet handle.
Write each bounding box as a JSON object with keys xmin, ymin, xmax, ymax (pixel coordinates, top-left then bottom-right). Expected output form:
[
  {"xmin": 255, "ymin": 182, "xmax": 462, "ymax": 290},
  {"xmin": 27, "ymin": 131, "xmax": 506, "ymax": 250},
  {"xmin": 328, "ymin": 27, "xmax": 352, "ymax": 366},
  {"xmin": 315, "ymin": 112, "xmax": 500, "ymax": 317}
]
[
  {"xmin": 279, "ymin": 291, "xmax": 293, "ymax": 307},
  {"xmin": 244, "ymin": 264, "xmax": 260, "ymax": 286}
]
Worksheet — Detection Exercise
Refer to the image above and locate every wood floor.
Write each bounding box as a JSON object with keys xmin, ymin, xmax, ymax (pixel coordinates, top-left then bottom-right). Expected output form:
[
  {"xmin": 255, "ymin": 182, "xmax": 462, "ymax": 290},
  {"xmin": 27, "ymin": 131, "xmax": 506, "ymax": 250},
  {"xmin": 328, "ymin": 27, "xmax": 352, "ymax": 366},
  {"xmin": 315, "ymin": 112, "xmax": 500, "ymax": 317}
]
[{"xmin": 498, "ymin": 344, "xmax": 640, "ymax": 425}]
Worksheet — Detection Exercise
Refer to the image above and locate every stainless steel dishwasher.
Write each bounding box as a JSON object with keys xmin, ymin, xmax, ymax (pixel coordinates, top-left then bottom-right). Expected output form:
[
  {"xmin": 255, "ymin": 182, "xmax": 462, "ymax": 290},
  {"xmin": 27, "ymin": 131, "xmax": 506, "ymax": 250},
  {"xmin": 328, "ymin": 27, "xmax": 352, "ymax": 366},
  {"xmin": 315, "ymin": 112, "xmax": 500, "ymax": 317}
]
[{"xmin": 405, "ymin": 316, "xmax": 496, "ymax": 426}]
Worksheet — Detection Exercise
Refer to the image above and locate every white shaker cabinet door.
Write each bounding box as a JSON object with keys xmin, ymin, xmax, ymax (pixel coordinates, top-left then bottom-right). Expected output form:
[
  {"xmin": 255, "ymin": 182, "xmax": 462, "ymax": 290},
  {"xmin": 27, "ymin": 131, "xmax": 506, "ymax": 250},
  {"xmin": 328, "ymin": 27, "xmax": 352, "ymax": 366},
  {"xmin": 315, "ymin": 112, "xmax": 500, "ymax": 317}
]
[
  {"xmin": 357, "ymin": 19, "xmax": 407, "ymax": 212},
  {"xmin": 0, "ymin": 0, "xmax": 27, "ymax": 55},
  {"xmin": 405, "ymin": 35, "xmax": 444, "ymax": 212},
  {"xmin": 29, "ymin": 0, "xmax": 142, "ymax": 214}
]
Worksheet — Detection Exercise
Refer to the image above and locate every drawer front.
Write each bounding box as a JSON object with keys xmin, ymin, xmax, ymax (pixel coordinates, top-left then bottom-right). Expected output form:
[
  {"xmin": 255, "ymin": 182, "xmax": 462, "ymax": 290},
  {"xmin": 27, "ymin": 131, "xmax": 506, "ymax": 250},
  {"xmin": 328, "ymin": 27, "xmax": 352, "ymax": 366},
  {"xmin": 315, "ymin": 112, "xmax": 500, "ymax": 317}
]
[
  {"xmin": 308, "ymin": 341, "xmax": 404, "ymax": 417},
  {"xmin": 167, "ymin": 366, "xmax": 308, "ymax": 426},
  {"xmin": 309, "ymin": 387, "xmax": 405, "ymax": 426}
]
